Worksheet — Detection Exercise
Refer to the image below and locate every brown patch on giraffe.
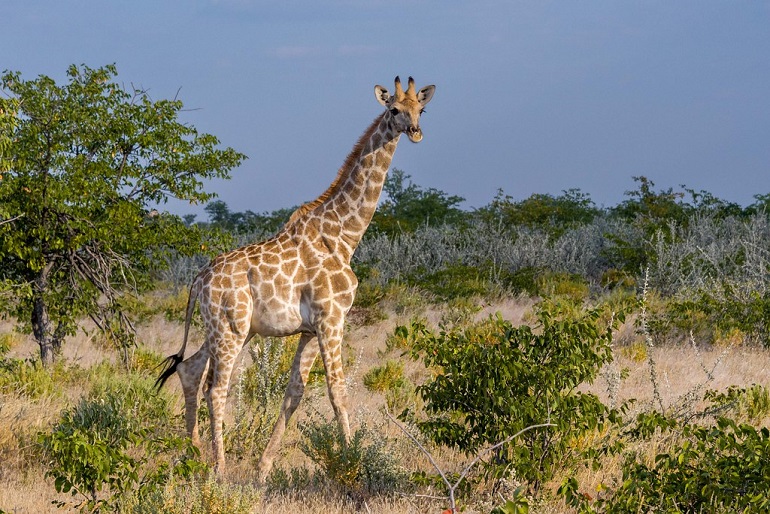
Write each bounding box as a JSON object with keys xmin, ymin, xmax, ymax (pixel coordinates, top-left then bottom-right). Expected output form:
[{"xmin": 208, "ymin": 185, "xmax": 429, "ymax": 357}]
[
  {"xmin": 330, "ymin": 272, "xmax": 351, "ymax": 291},
  {"xmin": 236, "ymin": 289, "xmax": 250, "ymax": 305},
  {"xmin": 335, "ymin": 201, "xmax": 351, "ymax": 218},
  {"xmin": 360, "ymin": 154, "xmax": 374, "ymax": 169},
  {"xmin": 262, "ymin": 252, "xmax": 281, "ymax": 266},
  {"xmin": 322, "ymin": 220, "xmax": 341, "ymax": 236},
  {"xmin": 345, "ymin": 188, "xmax": 361, "ymax": 204},
  {"xmin": 351, "ymin": 170, "xmax": 366, "ymax": 188},
  {"xmin": 210, "ymin": 274, "xmax": 224, "ymax": 289},
  {"xmin": 281, "ymin": 259, "xmax": 299, "ymax": 277},
  {"xmin": 259, "ymin": 282, "xmax": 275, "ymax": 299},
  {"xmin": 364, "ymin": 187, "xmax": 381, "ymax": 203},
  {"xmin": 345, "ymin": 217, "xmax": 363, "ymax": 232},
  {"xmin": 378, "ymin": 150, "xmax": 393, "ymax": 167},
  {"xmin": 266, "ymin": 297, "xmax": 284, "ymax": 311}
]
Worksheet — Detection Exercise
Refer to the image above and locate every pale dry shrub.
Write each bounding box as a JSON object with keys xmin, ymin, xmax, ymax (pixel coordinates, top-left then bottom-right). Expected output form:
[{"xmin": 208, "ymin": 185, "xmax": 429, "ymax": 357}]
[
  {"xmin": 354, "ymin": 219, "xmax": 624, "ymax": 290},
  {"xmin": 648, "ymin": 212, "xmax": 770, "ymax": 295}
]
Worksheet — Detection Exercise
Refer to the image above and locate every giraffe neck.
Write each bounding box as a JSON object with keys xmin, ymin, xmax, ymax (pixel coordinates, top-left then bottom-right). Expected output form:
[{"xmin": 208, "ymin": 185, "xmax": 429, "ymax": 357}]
[{"xmin": 286, "ymin": 112, "xmax": 400, "ymax": 259}]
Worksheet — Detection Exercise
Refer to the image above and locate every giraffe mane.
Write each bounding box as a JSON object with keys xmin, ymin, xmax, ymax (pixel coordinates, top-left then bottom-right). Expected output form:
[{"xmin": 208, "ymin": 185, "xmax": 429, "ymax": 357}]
[{"xmin": 283, "ymin": 112, "xmax": 387, "ymax": 227}]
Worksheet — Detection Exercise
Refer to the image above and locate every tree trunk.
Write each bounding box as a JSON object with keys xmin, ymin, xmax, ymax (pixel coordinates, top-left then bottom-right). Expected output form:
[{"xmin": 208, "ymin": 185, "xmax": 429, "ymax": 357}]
[
  {"xmin": 31, "ymin": 261, "xmax": 59, "ymax": 367},
  {"xmin": 32, "ymin": 293, "xmax": 55, "ymax": 367}
]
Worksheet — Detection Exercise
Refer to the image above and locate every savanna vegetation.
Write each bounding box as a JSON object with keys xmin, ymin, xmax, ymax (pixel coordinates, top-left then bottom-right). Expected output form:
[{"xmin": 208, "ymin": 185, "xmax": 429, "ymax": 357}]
[{"xmin": 2, "ymin": 65, "xmax": 770, "ymax": 513}]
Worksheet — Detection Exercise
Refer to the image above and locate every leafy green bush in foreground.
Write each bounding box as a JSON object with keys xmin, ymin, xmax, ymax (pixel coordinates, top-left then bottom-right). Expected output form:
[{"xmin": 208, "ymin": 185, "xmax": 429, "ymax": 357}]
[
  {"xmin": 400, "ymin": 301, "xmax": 625, "ymax": 493},
  {"xmin": 37, "ymin": 373, "xmax": 205, "ymax": 512}
]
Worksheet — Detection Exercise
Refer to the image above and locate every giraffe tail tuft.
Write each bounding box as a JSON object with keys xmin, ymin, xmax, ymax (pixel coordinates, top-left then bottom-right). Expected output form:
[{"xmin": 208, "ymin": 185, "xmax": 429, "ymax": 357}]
[
  {"xmin": 155, "ymin": 353, "xmax": 184, "ymax": 391},
  {"xmin": 155, "ymin": 276, "xmax": 201, "ymax": 392}
]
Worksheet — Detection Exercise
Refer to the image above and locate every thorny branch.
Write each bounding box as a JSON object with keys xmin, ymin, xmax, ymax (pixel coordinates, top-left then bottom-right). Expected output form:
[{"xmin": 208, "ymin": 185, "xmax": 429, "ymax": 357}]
[{"xmin": 384, "ymin": 406, "xmax": 554, "ymax": 513}]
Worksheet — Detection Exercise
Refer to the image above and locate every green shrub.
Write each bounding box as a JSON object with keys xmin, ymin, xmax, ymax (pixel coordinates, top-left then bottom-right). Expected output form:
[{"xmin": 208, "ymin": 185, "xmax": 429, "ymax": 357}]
[
  {"xmin": 600, "ymin": 418, "xmax": 770, "ymax": 513},
  {"xmin": 402, "ymin": 300, "xmax": 624, "ymax": 492},
  {"xmin": 562, "ymin": 386, "xmax": 770, "ymax": 513},
  {"xmin": 383, "ymin": 282, "xmax": 426, "ymax": 315},
  {"xmin": 705, "ymin": 384, "xmax": 770, "ymax": 423},
  {"xmin": 363, "ymin": 360, "xmax": 405, "ymax": 393},
  {"xmin": 499, "ymin": 266, "xmax": 541, "ymax": 296},
  {"xmin": 0, "ymin": 332, "xmax": 19, "ymax": 354},
  {"xmin": 88, "ymin": 368, "xmax": 176, "ymax": 430},
  {"xmin": 439, "ymin": 297, "xmax": 483, "ymax": 329},
  {"xmin": 348, "ymin": 277, "xmax": 388, "ymax": 326},
  {"xmin": 0, "ymin": 357, "xmax": 60, "ymax": 398},
  {"xmin": 37, "ymin": 373, "xmax": 206, "ymax": 512},
  {"xmin": 129, "ymin": 345, "xmax": 165, "ymax": 374},
  {"xmin": 536, "ymin": 271, "xmax": 590, "ymax": 301},
  {"xmin": 226, "ymin": 336, "xmax": 295, "ymax": 460},
  {"xmin": 118, "ymin": 475, "xmax": 260, "ymax": 514},
  {"xmin": 352, "ymin": 278, "xmax": 387, "ymax": 309},
  {"xmin": 382, "ymin": 317, "xmax": 426, "ymax": 354},
  {"xmin": 363, "ymin": 360, "xmax": 415, "ymax": 412},
  {"xmin": 500, "ymin": 268, "xmax": 591, "ymax": 300},
  {"xmin": 298, "ymin": 417, "xmax": 408, "ymax": 495},
  {"xmin": 668, "ymin": 288, "xmax": 770, "ymax": 347},
  {"xmin": 408, "ymin": 263, "xmax": 492, "ymax": 301}
]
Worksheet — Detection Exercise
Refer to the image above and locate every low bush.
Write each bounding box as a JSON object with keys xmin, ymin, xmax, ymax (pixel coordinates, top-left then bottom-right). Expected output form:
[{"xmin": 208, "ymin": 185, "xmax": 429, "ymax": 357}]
[
  {"xmin": 297, "ymin": 416, "xmax": 409, "ymax": 496},
  {"xmin": 400, "ymin": 300, "xmax": 625, "ymax": 493},
  {"xmin": 363, "ymin": 360, "xmax": 415, "ymax": 412},
  {"xmin": 407, "ymin": 263, "xmax": 493, "ymax": 301},
  {"xmin": 562, "ymin": 386, "xmax": 770, "ymax": 513},
  {"xmin": 37, "ymin": 372, "xmax": 206, "ymax": 512},
  {"xmin": 363, "ymin": 360, "xmax": 405, "ymax": 393}
]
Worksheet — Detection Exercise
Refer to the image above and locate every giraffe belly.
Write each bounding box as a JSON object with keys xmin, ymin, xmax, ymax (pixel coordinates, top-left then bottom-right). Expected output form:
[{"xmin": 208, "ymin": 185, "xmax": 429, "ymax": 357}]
[{"xmin": 250, "ymin": 301, "xmax": 306, "ymax": 337}]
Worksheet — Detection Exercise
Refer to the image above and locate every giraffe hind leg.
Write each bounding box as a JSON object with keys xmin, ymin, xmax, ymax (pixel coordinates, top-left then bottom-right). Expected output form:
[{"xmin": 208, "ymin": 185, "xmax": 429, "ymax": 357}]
[
  {"xmin": 203, "ymin": 335, "xmax": 241, "ymax": 475},
  {"xmin": 176, "ymin": 348, "xmax": 209, "ymax": 448}
]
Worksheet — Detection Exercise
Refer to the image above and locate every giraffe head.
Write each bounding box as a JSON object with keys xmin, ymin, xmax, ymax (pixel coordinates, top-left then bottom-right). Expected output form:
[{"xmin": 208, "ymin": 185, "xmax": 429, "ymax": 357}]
[{"xmin": 374, "ymin": 76, "xmax": 435, "ymax": 143}]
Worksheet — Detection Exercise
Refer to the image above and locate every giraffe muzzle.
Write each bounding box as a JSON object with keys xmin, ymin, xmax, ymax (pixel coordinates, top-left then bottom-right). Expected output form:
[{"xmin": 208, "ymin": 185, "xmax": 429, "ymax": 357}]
[{"xmin": 406, "ymin": 126, "xmax": 423, "ymax": 143}]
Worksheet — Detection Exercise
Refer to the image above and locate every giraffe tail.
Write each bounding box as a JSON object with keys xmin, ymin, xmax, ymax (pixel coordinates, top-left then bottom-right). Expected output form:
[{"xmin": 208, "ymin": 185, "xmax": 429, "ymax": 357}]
[{"xmin": 155, "ymin": 279, "xmax": 200, "ymax": 391}]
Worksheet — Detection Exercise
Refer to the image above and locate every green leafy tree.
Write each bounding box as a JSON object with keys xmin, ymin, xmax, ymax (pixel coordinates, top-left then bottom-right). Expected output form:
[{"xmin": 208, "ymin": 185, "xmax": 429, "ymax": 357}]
[
  {"xmin": 370, "ymin": 168, "xmax": 466, "ymax": 236},
  {"xmin": 611, "ymin": 176, "xmax": 687, "ymax": 224},
  {"xmin": 204, "ymin": 199, "xmax": 236, "ymax": 229},
  {"xmin": 0, "ymin": 64, "xmax": 245, "ymax": 365},
  {"xmin": 478, "ymin": 188, "xmax": 600, "ymax": 237},
  {"xmin": 203, "ymin": 199, "xmax": 294, "ymax": 237}
]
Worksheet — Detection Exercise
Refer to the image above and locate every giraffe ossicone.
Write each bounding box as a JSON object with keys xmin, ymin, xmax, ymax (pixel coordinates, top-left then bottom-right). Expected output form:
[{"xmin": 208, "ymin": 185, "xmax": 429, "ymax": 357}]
[{"xmin": 156, "ymin": 76, "xmax": 435, "ymax": 480}]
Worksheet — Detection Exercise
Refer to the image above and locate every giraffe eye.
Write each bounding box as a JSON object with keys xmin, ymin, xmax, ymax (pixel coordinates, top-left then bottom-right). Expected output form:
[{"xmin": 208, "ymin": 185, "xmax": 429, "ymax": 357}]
[{"xmin": 389, "ymin": 107, "xmax": 399, "ymax": 116}]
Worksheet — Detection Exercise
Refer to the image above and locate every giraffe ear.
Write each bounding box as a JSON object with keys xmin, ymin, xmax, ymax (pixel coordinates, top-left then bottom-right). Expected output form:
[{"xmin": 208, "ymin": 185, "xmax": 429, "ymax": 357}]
[
  {"xmin": 374, "ymin": 85, "xmax": 391, "ymax": 106},
  {"xmin": 417, "ymin": 85, "xmax": 435, "ymax": 107}
]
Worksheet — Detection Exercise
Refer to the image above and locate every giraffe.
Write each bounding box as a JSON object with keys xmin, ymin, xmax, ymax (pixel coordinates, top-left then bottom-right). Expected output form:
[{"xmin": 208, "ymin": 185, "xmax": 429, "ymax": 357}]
[{"xmin": 156, "ymin": 76, "xmax": 435, "ymax": 481}]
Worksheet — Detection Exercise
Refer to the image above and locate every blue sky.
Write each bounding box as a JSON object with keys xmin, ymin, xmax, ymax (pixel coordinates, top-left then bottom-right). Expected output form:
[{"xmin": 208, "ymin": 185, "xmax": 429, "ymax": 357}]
[{"xmin": 4, "ymin": 1, "xmax": 769, "ymax": 218}]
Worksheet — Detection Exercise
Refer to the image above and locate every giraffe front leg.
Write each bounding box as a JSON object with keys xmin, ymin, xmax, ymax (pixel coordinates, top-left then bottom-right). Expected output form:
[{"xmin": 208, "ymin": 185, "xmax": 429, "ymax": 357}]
[
  {"xmin": 257, "ymin": 333, "xmax": 319, "ymax": 483},
  {"xmin": 317, "ymin": 321, "xmax": 352, "ymax": 443}
]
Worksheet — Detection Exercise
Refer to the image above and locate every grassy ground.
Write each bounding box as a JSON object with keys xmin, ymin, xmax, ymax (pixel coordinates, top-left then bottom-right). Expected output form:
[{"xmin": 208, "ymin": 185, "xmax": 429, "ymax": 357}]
[{"xmin": 1, "ymin": 294, "xmax": 769, "ymax": 513}]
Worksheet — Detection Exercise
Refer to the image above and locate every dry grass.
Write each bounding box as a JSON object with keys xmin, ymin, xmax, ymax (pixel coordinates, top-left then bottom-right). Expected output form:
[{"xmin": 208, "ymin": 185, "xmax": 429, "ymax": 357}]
[{"xmin": 1, "ymin": 295, "xmax": 769, "ymax": 513}]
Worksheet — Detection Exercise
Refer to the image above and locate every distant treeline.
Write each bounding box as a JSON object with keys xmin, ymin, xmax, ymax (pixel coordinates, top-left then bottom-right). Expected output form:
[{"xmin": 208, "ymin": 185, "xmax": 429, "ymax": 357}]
[{"xmin": 189, "ymin": 171, "xmax": 770, "ymax": 240}]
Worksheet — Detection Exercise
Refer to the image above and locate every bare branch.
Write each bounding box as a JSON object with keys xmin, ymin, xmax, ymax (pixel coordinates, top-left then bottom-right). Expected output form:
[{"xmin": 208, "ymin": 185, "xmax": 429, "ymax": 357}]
[
  {"xmin": 0, "ymin": 214, "xmax": 24, "ymax": 226},
  {"xmin": 384, "ymin": 406, "xmax": 554, "ymax": 513}
]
